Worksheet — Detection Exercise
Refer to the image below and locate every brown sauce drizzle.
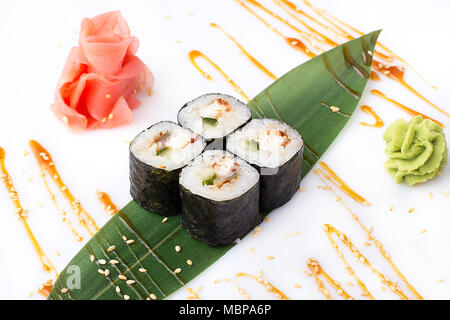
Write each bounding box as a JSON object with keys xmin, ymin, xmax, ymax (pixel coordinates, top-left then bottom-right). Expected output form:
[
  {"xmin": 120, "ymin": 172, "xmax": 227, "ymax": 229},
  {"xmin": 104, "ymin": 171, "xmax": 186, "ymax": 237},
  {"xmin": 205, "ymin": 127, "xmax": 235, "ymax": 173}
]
[
  {"xmin": 370, "ymin": 89, "xmax": 444, "ymax": 127},
  {"xmin": 37, "ymin": 279, "xmax": 54, "ymax": 298},
  {"xmin": 276, "ymin": 0, "xmax": 339, "ymax": 47},
  {"xmin": 0, "ymin": 147, "xmax": 57, "ymax": 274},
  {"xmin": 371, "ymin": 62, "xmax": 449, "ymax": 118},
  {"xmin": 188, "ymin": 50, "xmax": 250, "ymax": 101},
  {"xmin": 360, "ymin": 105, "xmax": 384, "ymax": 128},
  {"xmin": 96, "ymin": 191, "xmax": 119, "ymax": 215},
  {"xmin": 236, "ymin": 0, "xmax": 316, "ymax": 58},
  {"xmin": 235, "ymin": 272, "xmax": 289, "ymax": 300},
  {"xmin": 323, "ymin": 224, "xmax": 409, "ymax": 300},
  {"xmin": 302, "ymin": 0, "xmax": 394, "ymax": 63},
  {"xmin": 40, "ymin": 172, "xmax": 83, "ymax": 242},
  {"xmin": 369, "ymin": 70, "xmax": 381, "ymax": 81},
  {"xmin": 320, "ymin": 161, "xmax": 370, "ymax": 205},
  {"xmin": 321, "ymin": 227, "xmax": 374, "ymax": 299},
  {"xmin": 314, "ymin": 167, "xmax": 423, "ymax": 300},
  {"xmin": 210, "ymin": 22, "xmax": 277, "ymax": 80},
  {"xmin": 307, "ymin": 258, "xmax": 353, "ymax": 300},
  {"xmin": 302, "ymin": 0, "xmax": 438, "ymax": 88},
  {"xmin": 29, "ymin": 140, "xmax": 99, "ymax": 236},
  {"xmin": 186, "ymin": 287, "xmax": 201, "ymax": 300},
  {"xmin": 242, "ymin": 0, "xmax": 323, "ymax": 53}
]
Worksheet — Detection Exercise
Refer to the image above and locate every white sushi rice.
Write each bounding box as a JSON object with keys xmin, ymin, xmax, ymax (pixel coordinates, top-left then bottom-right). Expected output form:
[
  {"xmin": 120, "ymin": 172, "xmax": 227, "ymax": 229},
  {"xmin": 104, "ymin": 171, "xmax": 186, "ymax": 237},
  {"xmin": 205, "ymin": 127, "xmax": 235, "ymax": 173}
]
[
  {"xmin": 178, "ymin": 94, "xmax": 251, "ymax": 139},
  {"xmin": 130, "ymin": 121, "xmax": 206, "ymax": 171},
  {"xmin": 180, "ymin": 150, "xmax": 259, "ymax": 201},
  {"xmin": 226, "ymin": 119, "xmax": 303, "ymax": 168}
]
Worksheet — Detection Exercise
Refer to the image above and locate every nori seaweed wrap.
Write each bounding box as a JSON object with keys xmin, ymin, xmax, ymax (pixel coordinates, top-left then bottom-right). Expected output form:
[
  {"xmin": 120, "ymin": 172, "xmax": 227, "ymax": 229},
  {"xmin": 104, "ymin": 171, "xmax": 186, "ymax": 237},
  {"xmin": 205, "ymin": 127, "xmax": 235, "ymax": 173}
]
[
  {"xmin": 179, "ymin": 150, "xmax": 261, "ymax": 246},
  {"xmin": 226, "ymin": 118, "xmax": 304, "ymax": 212},
  {"xmin": 130, "ymin": 121, "xmax": 206, "ymax": 216}
]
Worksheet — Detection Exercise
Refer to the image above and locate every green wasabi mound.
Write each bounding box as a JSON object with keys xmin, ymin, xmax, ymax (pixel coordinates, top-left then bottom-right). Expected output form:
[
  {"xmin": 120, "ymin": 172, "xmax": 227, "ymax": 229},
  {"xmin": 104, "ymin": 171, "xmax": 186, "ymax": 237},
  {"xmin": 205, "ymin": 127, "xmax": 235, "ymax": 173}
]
[{"xmin": 383, "ymin": 116, "xmax": 447, "ymax": 186}]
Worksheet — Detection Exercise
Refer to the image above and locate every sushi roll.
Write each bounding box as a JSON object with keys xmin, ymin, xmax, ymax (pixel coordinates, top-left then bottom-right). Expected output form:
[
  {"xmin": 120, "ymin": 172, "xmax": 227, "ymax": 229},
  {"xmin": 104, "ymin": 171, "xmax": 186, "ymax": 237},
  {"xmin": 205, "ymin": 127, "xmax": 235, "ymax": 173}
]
[
  {"xmin": 226, "ymin": 119, "xmax": 304, "ymax": 212},
  {"xmin": 130, "ymin": 121, "xmax": 206, "ymax": 216},
  {"xmin": 177, "ymin": 93, "xmax": 251, "ymax": 150},
  {"xmin": 180, "ymin": 150, "xmax": 261, "ymax": 246}
]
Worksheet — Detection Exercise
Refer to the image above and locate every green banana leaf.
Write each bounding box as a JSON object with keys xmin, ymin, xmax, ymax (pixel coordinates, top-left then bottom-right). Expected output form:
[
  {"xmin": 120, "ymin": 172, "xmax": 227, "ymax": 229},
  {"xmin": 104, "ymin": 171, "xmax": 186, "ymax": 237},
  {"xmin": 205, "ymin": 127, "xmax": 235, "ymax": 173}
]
[{"xmin": 48, "ymin": 30, "xmax": 380, "ymax": 300}]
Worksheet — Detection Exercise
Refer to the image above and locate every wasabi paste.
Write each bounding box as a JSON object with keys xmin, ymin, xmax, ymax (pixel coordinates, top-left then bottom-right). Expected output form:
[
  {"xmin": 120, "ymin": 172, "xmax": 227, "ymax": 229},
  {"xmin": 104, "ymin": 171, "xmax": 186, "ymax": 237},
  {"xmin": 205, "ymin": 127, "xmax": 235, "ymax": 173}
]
[{"xmin": 383, "ymin": 116, "xmax": 447, "ymax": 186}]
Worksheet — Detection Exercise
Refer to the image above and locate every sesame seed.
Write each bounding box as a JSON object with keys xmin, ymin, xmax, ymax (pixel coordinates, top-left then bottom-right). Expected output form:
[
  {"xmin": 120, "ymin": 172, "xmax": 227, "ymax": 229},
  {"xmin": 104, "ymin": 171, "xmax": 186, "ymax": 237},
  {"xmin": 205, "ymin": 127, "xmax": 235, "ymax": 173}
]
[
  {"xmin": 98, "ymin": 269, "xmax": 105, "ymax": 275},
  {"xmin": 104, "ymin": 269, "xmax": 110, "ymax": 276},
  {"xmin": 175, "ymin": 245, "xmax": 181, "ymax": 252},
  {"xmin": 162, "ymin": 217, "xmax": 168, "ymax": 223},
  {"xmin": 118, "ymin": 275, "xmax": 127, "ymax": 280},
  {"xmin": 126, "ymin": 239, "xmax": 135, "ymax": 244},
  {"xmin": 150, "ymin": 293, "xmax": 157, "ymax": 300},
  {"xmin": 105, "ymin": 94, "xmax": 112, "ymax": 99},
  {"xmin": 126, "ymin": 280, "xmax": 136, "ymax": 285},
  {"xmin": 90, "ymin": 255, "xmax": 95, "ymax": 262},
  {"xmin": 122, "ymin": 235, "xmax": 127, "ymax": 241},
  {"xmin": 330, "ymin": 106, "xmax": 340, "ymax": 113},
  {"xmin": 110, "ymin": 259, "xmax": 119, "ymax": 265},
  {"xmin": 186, "ymin": 260, "xmax": 193, "ymax": 266},
  {"xmin": 123, "ymin": 294, "xmax": 130, "ymax": 300},
  {"xmin": 174, "ymin": 268, "xmax": 182, "ymax": 274},
  {"xmin": 107, "ymin": 245, "xmax": 116, "ymax": 252},
  {"xmin": 115, "ymin": 286, "xmax": 121, "ymax": 293},
  {"xmin": 139, "ymin": 268, "xmax": 147, "ymax": 273},
  {"xmin": 61, "ymin": 288, "xmax": 69, "ymax": 294},
  {"xmin": 98, "ymin": 259, "xmax": 106, "ymax": 265},
  {"xmin": 108, "ymin": 113, "xmax": 114, "ymax": 120}
]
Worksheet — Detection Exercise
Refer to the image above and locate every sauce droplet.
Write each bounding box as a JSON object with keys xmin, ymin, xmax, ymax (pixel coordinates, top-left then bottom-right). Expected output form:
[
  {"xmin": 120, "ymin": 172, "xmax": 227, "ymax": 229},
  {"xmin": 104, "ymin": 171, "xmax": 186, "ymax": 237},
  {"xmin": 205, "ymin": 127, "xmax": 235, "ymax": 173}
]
[
  {"xmin": 307, "ymin": 258, "xmax": 354, "ymax": 300},
  {"xmin": 360, "ymin": 105, "xmax": 384, "ymax": 128},
  {"xmin": 96, "ymin": 191, "xmax": 119, "ymax": 215}
]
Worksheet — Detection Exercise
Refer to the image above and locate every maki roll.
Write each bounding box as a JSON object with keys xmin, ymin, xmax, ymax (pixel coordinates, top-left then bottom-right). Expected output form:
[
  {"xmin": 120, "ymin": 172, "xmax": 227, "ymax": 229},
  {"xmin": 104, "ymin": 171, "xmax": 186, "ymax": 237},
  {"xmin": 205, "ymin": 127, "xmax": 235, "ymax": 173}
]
[
  {"xmin": 180, "ymin": 150, "xmax": 260, "ymax": 246},
  {"xmin": 226, "ymin": 119, "xmax": 304, "ymax": 212},
  {"xmin": 177, "ymin": 93, "xmax": 251, "ymax": 149},
  {"xmin": 130, "ymin": 121, "xmax": 206, "ymax": 216}
]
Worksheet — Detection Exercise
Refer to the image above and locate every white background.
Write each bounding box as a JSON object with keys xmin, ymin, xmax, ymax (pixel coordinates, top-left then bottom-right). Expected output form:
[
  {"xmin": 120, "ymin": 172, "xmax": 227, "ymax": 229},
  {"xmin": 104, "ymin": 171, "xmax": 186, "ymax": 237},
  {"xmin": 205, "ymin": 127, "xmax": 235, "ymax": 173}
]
[{"xmin": 0, "ymin": 0, "xmax": 449, "ymax": 300}]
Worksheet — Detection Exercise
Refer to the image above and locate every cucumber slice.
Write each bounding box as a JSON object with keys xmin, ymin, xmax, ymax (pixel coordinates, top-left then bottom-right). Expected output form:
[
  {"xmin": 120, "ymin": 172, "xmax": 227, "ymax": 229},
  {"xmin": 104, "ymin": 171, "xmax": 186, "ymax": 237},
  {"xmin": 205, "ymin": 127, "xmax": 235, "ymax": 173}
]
[
  {"xmin": 202, "ymin": 174, "xmax": 217, "ymax": 186},
  {"xmin": 202, "ymin": 117, "xmax": 218, "ymax": 131},
  {"xmin": 156, "ymin": 147, "xmax": 171, "ymax": 157},
  {"xmin": 247, "ymin": 139, "xmax": 259, "ymax": 152}
]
